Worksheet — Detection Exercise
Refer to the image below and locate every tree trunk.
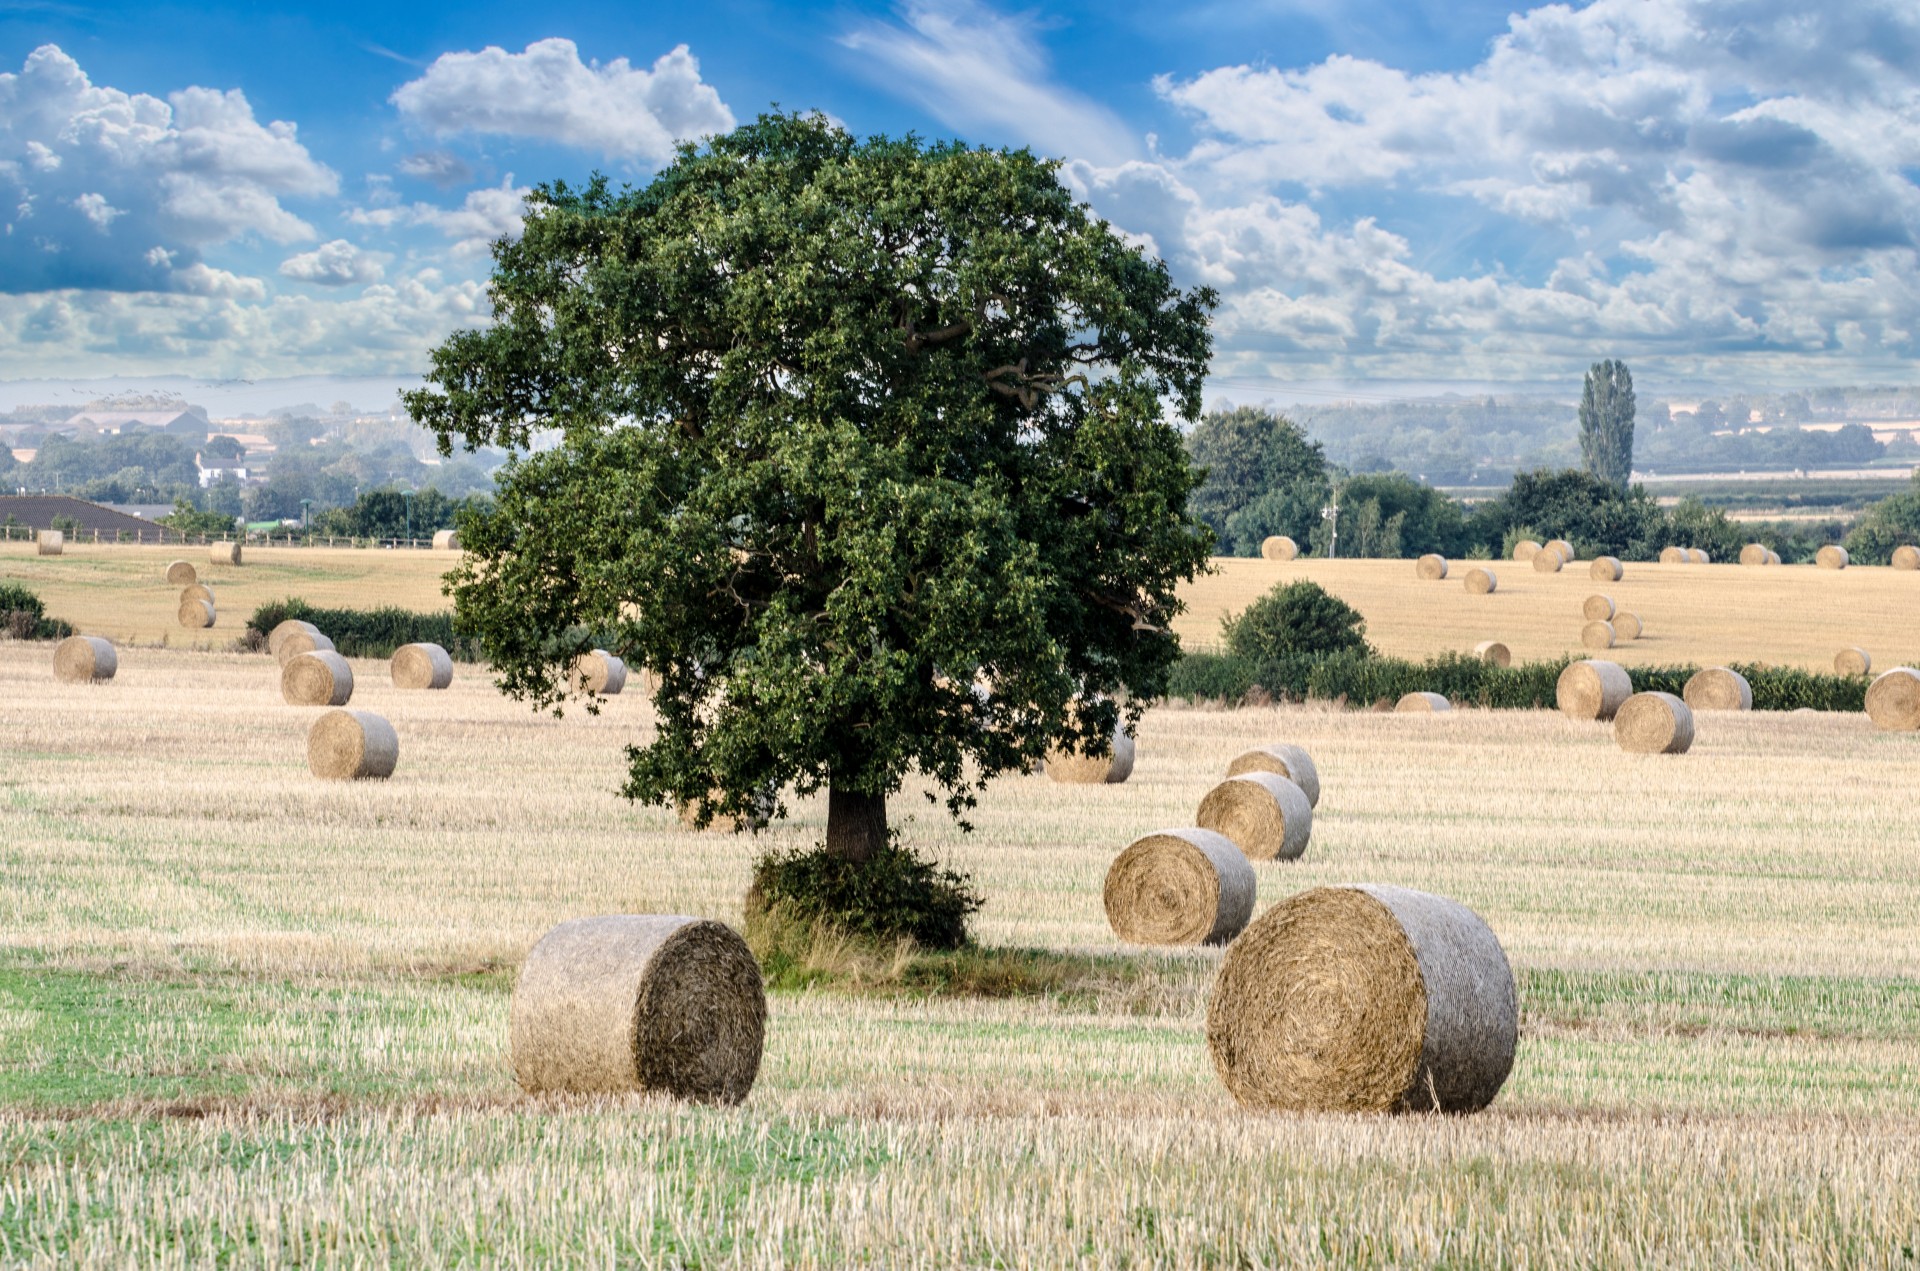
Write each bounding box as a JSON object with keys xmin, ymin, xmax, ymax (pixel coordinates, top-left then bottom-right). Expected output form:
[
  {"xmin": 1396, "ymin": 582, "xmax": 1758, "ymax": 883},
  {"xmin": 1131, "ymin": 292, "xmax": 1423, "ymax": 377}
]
[{"xmin": 826, "ymin": 785, "xmax": 888, "ymax": 863}]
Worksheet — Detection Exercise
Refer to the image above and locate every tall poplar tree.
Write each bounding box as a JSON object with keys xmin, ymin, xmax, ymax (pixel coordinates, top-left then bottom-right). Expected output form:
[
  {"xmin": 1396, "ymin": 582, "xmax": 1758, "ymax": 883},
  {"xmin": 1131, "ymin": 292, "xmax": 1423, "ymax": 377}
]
[{"xmin": 1579, "ymin": 359, "xmax": 1636, "ymax": 489}]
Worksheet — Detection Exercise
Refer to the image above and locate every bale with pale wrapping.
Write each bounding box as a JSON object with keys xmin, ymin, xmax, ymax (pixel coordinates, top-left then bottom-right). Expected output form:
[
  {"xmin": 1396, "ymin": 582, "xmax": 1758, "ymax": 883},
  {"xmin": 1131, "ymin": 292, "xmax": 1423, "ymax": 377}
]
[
  {"xmin": 1530, "ymin": 549, "xmax": 1563, "ymax": 574},
  {"xmin": 177, "ymin": 598, "xmax": 215, "ymax": 629},
  {"xmin": 1582, "ymin": 594, "xmax": 1614, "ymax": 621},
  {"xmin": 391, "ymin": 642, "xmax": 454, "ymax": 690},
  {"xmin": 572, "ymin": 649, "xmax": 628, "ymax": 695},
  {"xmin": 180, "ymin": 582, "xmax": 214, "ymax": 606},
  {"xmin": 1615, "ymin": 691, "xmax": 1694, "ymax": 754},
  {"xmin": 1415, "ymin": 554, "xmax": 1448, "ymax": 580},
  {"xmin": 1206, "ymin": 884, "xmax": 1517, "ymax": 1114},
  {"xmin": 1894, "ymin": 546, "xmax": 1920, "ymax": 571},
  {"xmin": 1683, "ymin": 666, "xmax": 1752, "ymax": 711},
  {"xmin": 1104, "ymin": 828, "xmax": 1257, "ymax": 946},
  {"xmin": 1688, "ymin": 548, "xmax": 1711, "ymax": 564},
  {"xmin": 1544, "ymin": 539, "xmax": 1574, "ymax": 562},
  {"xmin": 1589, "ymin": 555, "xmax": 1623, "ymax": 581},
  {"xmin": 1614, "ymin": 611, "xmax": 1642, "ymax": 640},
  {"xmin": 1836, "ymin": 646, "xmax": 1872, "ymax": 676},
  {"xmin": 53, "ymin": 635, "xmax": 116, "ymax": 683},
  {"xmin": 1226, "ymin": 744, "xmax": 1320, "ymax": 809},
  {"xmin": 432, "ymin": 529, "xmax": 461, "ymax": 551},
  {"xmin": 1817, "ymin": 545, "xmax": 1849, "ymax": 570},
  {"xmin": 283, "ymin": 649, "xmax": 354, "ymax": 706},
  {"xmin": 1045, "ymin": 718, "xmax": 1136, "ymax": 784},
  {"xmin": 1865, "ymin": 668, "xmax": 1920, "ymax": 731},
  {"xmin": 1463, "ymin": 567, "xmax": 1497, "ymax": 594},
  {"xmin": 277, "ymin": 629, "xmax": 335, "ymax": 665},
  {"xmin": 308, "ymin": 709, "xmax": 399, "ymax": 780},
  {"xmin": 1260, "ymin": 535, "xmax": 1298, "ymax": 561},
  {"xmin": 1511, "ymin": 540, "xmax": 1540, "ymax": 561},
  {"xmin": 269, "ymin": 619, "xmax": 322, "ymax": 659},
  {"xmin": 210, "ymin": 540, "xmax": 242, "ymax": 566},
  {"xmin": 1659, "ymin": 546, "xmax": 1686, "ymax": 564},
  {"xmin": 1472, "ymin": 641, "xmax": 1510, "ymax": 667},
  {"xmin": 1739, "ymin": 543, "xmax": 1770, "ymax": 566},
  {"xmin": 166, "ymin": 560, "xmax": 197, "ymax": 585},
  {"xmin": 1766, "ymin": 550, "xmax": 1781, "ymax": 565},
  {"xmin": 1197, "ymin": 772, "xmax": 1312, "ymax": 861},
  {"xmin": 1556, "ymin": 659, "xmax": 1631, "ymax": 721},
  {"xmin": 510, "ymin": 914, "xmax": 766, "ymax": 1103},
  {"xmin": 1395, "ymin": 691, "xmax": 1451, "ymax": 713},
  {"xmin": 1580, "ymin": 619, "xmax": 1616, "ymax": 649},
  {"xmin": 35, "ymin": 529, "xmax": 63, "ymax": 556}
]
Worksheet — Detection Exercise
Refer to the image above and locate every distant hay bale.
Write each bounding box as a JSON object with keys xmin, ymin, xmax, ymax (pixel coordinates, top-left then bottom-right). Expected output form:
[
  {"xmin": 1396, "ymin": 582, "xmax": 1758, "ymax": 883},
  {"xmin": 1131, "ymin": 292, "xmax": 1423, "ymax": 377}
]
[
  {"xmin": 432, "ymin": 529, "xmax": 461, "ymax": 551},
  {"xmin": 1865, "ymin": 667, "xmax": 1920, "ymax": 731},
  {"xmin": 1206, "ymin": 884, "xmax": 1517, "ymax": 1114},
  {"xmin": 1463, "ymin": 567, "xmax": 1498, "ymax": 594},
  {"xmin": 1658, "ymin": 546, "xmax": 1686, "ymax": 564},
  {"xmin": 1765, "ymin": 550, "xmax": 1781, "ymax": 565},
  {"xmin": 1104, "ymin": 828, "xmax": 1258, "ymax": 946},
  {"xmin": 1893, "ymin": 545, "xmax": 1920, "ymax": 571},
  {"xmin": 1511, "ymin": 539, "xmax": 1540, "ymax": 561},
  {"xmin": 1589, "ymin": 556, "xmax": 1623, "ymax": 581},
  {"xmin": 282, "ymin": 650, "xmax": 354, "ymax": 706},
  {"xmin": 678, "ymin": 787, "xmax": 775, "ymax": 833},
  {"xmin": 36, "ymin": 530, "xmax": 63, "ymax": 556},
  {"xmin": 1835, "ymin": 646, "xmax": 1872, "ymax": 676},
  {"xmin": 571, "ymin": 649, "xmax": 628, "ymax": 695},
  {"xmin": 1683, "ymin": 666, "xmax": 1752, "ymax": 711},
  {"xmin": 1544, "ymin": 539, "xmax": 1574, "ymax": 562},
  {"xmin": 176, "ymin": 598, "xmax": 215, "ymax": 629},
  {"xmin": 277, "ymin": 629, "xmax": 335, "ymax": 665},
  {"xmin": 53, "ymin": 635, "xmax": 116, "ymax": 683},
  {"xmin": 1471, "ymin": 640, "xmax": 1510, "ymax": 667},
  {"xmin": 1045, "ymin": 717, "xmax": 1136, "ymax": 784},
  {"xmin": 391, "ymin": 642, "xmax": 454, "ymax": 690},
  {"xmin": 1225, "ymin": 743, "xmax": 1321, "ymax": 809},
  {"xmin": 307, "ymin": 708, "xmax": 399, "ymax": 780},
  {"xmin": 1556, "ymin": 659, "xmax": 1631, "ymax": 721},
  {"xmin": 1688, "ymin": 548, "xmax": 1711, "ymax": 564},
  {"xmin": 1531, "ymin": 549, "xmax": 1563, "ymax": 574},
  {"xmin": 1739, "ymin": 543, "xmax": 1770, "ymax": 566},
  {"xmin": 1395, "ymin": 691, "xmax": 1451, "ymax": 712},
  {"xmin": 1614, "ymin": 691, "xmax": 1695, "ymax": 754},
  {"xmin": 1613, "ymin": 611, "xmax": 1642, "ymax": 640},
  {"xmin": 1260, "ymin": 535, "xmax": 1298, "ymax": 561},
  {"xmin": 1816, "ymin": 545, "xmax": 1849, "ymax": 570},
  {"xmin": 210, "ymin": 540, "xmax": 242, "ymax": 566},
  {"xmin": 165, "ymin": 560, "xmax": 197, "ymax": 585},
  {"xmin": 1415, "ymin": 554, "xmax": 1448, "ymax": 580},
  {"xmin": 1580, "ymin": 619, "xmax": 1616, "ymax": 649},
  {"xmin": 180, "ymin": 582, "xmax": 214, "ymax": 606},
  {"xmin": 1197, "ymin": 772, "xmax": 1313, "ymax": 861},
  {"xmin": 510, "ymin": 914, "xmax": 766, "ymax": 1103},
  {"xmin": 269, "ymin": 619, "xmax": 322, "ymax": 660},
  {"xmin": 1582, "ymin": 593, "xmax": 1615, "ymax": 621}
]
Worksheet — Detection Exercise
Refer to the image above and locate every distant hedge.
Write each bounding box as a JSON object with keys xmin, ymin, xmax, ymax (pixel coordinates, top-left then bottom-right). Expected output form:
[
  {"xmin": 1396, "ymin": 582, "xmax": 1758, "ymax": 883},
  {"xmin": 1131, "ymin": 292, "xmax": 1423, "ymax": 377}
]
[
  {"xmin": 248, "ymin": 598, "xmax": 481, "ymax": 662},
  {"xmin": 0, "ymin": 582, "xmax": 73, "ymax": 641}
]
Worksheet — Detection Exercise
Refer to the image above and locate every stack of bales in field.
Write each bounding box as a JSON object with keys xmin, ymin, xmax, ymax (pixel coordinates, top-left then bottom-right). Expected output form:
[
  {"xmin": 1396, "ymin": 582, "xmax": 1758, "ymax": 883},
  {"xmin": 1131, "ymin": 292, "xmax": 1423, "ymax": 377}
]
[
  {"xmin": 35, "ymin": 530, "xmax": 63, "ymax": 556},
  {"xmin": 1893, "ymin": 546, "xmax": 1920, "ymax": 571},
  {"xmin": 1556, "ymin": 659, "xmax": 1631, "ymax": 721},
  {"xmin": 1580, "ymin": 595, "xmax": 1616, "ymax": 648},
  {"xmin": 1544, "ymin": 539, "xmax": 1574, "ymax": 562},
  {"xmin": 1261, "ymin": 536, "xmax": 1298, "ymax": 561},
  {"xmin": 1866, "ymin": 668, "xmax": 1920, "ymax": 731},
  {"xmin": 391, "ymin": 642, "xmax": 454, "ymax": 690},
  {"xmin": 308, "ymin": 708, "xmax": 398, "ymax": 779},
  {"xmin": 165, "ymin": 560, "xmax": 197, "ymax": 585},
  {"xmin": 1583, "ymin": 594, "xmax": 1614, "ymax": 621},
  {"xmin": 1739, "ymin": 544, "xmax": 1782, "ymax": 566},
  {"xmin": 1816, "ymin": 545, "xmax": 1849, "ymax": 570},
  {"xmin": 1615, "ymin": 691, "xmax": 1694, "ymax": 754},
  {"xmin": 210, "ymin": 540, "xmax": 242, "ymax": 566},
  {"xmin": 1227, "ymin": 744, "xmax": 1321, "ymax": 808},
  {"xmin": 1045, "ymin": 704, "xmax": 1134, "ymax": 784},
  {"xmin": 1835, "ymin": 647, "xmax": 1872, "ymax": 676},
  {"xmin": 1472, "ymin": 641, "xmax": 1510, "ymax": 667},
  {"xmin": 1395, "ymin": 691, "xmax": 1451, "ymax": 712},
  {"xmin": 1104, "ymin": 829, "xmax": 1257, "ymax": 945},
  {"xmin": 1511, "ymin": 540, "xmax": 1541, "ymax": 562},
  {"xmin": 1589, "ymin": 555, "xmax": 1623, "ymax": 581},
  {"xmin": 1531, "ymin": 547, "xmax": 1563, "ymax": 574},
  {"xmin": 1683, "ymin": 667, "xmax": 1752, "ymax": 711},
  {"xmin": 1415, "ymin": 554, "xmax": 1448, "ymax": 580},
  {"xmin": 270, "ymin": 619, "xmax": 334, "ymax": 664},
  {"xmin": 52, "ymin": 635, "xmax": 116, "ymax": 683},
  {"xmin": 283, "ymin": 650, "xmax": 354, "ymax": 706},
  {"xmin": 177, "ymin": 582, "xmax": 216, "ymax": 629},
  {"xmin": 1659, "ymin": 546, "xmax": 1709, "ymax": 564},
  {"xmin": 1463, "ymin": 566, "xmax": 1498, "ymax": 594},
  {"xmin": 1205, "ymin": 885, "xmax": 1517, "ymax": 1113},
  {"xmin": 572, "ymin": 649, "xmax": 628, "ymax": 695},
  {"xmin": 511, "ymin": 915, "xmax": 767, "ymax": 1103},
  {"xmin": 1197, "ymin": 772, "xmax": 1312, "ymax": 860},
  {"xmin": 432, "ymin": 529, "xmax": 462, "ymax": 551}
]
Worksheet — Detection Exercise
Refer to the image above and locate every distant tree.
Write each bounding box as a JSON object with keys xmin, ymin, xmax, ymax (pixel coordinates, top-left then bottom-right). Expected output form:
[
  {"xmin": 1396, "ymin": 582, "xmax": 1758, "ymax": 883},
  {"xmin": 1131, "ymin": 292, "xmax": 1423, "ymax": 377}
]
[
  {"xmin": 1223, "ymin": 580, "xmax": 1368, "ymax": 663},
  {"xmin": 159, "ymin": 498, "xmax": 238, "ymax": 537},
  {"xmin": 1844, "ymin": 475, "xmax": 1920, "ymax": 564},
  {"xmin": 1311, "ymin": 472, "xmax": 1466, "ymax": 559},
  {"xmin": 1187, "ymin": 406, "xmax": 1330, "ymax": 555},
  {"xmin": 1468, "ymin": 468, "xmax": 1664, "ymax": 558},
  {"xmin": 1578, "ymin": 359, "xmax": 1636, "ymax": 489},
  {"xmin": 202, "ymin": 435, "xmax": 247, "ymax": 463}
]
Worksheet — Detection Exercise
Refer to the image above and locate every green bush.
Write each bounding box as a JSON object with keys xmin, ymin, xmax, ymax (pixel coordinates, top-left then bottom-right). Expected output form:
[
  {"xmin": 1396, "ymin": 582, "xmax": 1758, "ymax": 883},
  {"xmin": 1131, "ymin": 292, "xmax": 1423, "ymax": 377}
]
[
  {"xmin": 1165, "ymin": 651, "xmax": 1257, "ymax": 701},
  {"xmin": 1223, "ymin": 579, "xmax": 1368, "ymax": 663},
  {"xmin": 747, "ymin": 840, "xmax": 983, "ymax": 952},
  {"xmin": 0, "ymin": 582, "xmax": 73, "ymax": 641},
  {"xmin": 247, "ymin": 598, "xmax": 480, "ymax": 661}
]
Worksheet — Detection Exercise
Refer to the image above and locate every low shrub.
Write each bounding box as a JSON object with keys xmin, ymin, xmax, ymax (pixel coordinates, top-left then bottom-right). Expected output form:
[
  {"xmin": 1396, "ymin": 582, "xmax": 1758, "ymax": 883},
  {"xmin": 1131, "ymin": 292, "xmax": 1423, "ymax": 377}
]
[
  {"xmin": 0, "ymin": 582, "xmax": 73, "ymax": 641},
  {"xmin": 247, "ymin": 598, "xmax": 481, "ymax": 661},
  {"xmin": 746, "ymin": 839, "xmax": 982, "ymax": 952}
]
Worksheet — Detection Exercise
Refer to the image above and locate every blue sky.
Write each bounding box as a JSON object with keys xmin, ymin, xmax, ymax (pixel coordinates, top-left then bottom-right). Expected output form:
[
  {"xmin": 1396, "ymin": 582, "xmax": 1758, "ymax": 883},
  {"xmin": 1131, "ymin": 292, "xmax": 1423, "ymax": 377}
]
[{"xmin": 4, "ymin": 0, "xmax": 1919, "ymax": 401}]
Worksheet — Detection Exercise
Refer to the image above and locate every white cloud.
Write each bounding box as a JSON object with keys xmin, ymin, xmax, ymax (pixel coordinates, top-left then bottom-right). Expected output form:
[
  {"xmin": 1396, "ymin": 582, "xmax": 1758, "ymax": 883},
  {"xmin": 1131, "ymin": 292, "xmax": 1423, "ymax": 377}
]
[
  {"xmin": 395, "ymin": 149, "xmax": 473, "ymax": 187},
  {"xmin": 350, "ymin": 177, "xmax": 531, "ymax": 258},
  {"xmin": 279, "ymin": 239, "xmax": 386, "ymax": 286},
  {"xmin": 391, "ymin": 38, "xmax": 733, "ymax": 163}
]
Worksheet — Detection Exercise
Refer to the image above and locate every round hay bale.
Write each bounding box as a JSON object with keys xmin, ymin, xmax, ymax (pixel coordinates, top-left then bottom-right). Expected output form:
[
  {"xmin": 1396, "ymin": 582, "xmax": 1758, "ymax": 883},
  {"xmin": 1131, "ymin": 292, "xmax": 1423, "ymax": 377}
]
[
  {"xmin": 1683, "ymin": 666, "xmax": 1752, "ymax": 712},
  {"xmin": 1613, "ymin": 611, "xmax": 1642, "ymax": 640},
  {"xmin": 1463, "ymin": 566, "xmax": 1498, "ymax": 594},
  {"xmin": 307, "ymin": 708, "xmax": 399, "ymax": 780},
  {"xmin": 1739, "ymin": 543, "xmax": 1769, "ymax": 566},
  {"xmin": 1225, "ymin": 744, "xmax": 1321, "ymax": 809},
  {"xmin": 53, "ymin": 635, "xmax": 116, "ymax": 683},
  {"xmin": 1196, "ymin": 772, "xmax": 1313, "ymax": 862},
  {"xmin": 1395, "ymin": 691, "xmax": 1451, "ymax": 713},
  {"xmin": 1589, "ymin": 555, "xmax": 1623, "ymax": 581},
  {"xmin": 1835, "ymin": 646, "xmax": 1872, "ymax": 676},
  {"xmin": 1893, "ymin": 545, "xmax": 1920, "ymax": 571},
  {"xmin": 165, "ymin": 560, "xmax": 197, "ymax": 585},
  {"xmin": 1511, "ymin": 539, "xmax": 1540, "ymax": 561},
  {"xmin": 210, "ymin": 540, "xmax": 242, "ymax": 566},
  {"xmin": 176, "ymin": 598, "xmax": 215, "ymax": 629},
  {"xmin": 1556, "ymin": 659, "xmax": 1631, "ymax": 721},
  {"xmin": 1582, "ymin": 593, "xmax": 1615, "ymax": 621},
  {"xmin": 1544, "ymin": 539, "xmax": 1575, "ymax": 562},
  {"xmin": 1471, "ymin": 640, "xmax": 1510, "ymax": 667},
  {"xmin": 1260, "ymin": 535, "xmax": 1298, "ymax": 561},
  {"xmin": 1530, "ymin": 549, "xmax": 1563, "ymax": 574},
  {"xmin": 1045, "ymin": 722, "xmax": 1136, "ymax": 784},
  {"xmin": 1688, "ymin": 548, "xmax": 1711, "ymax": 564},
  {"xmin": 1816, "ymin": 544, "xmax": 1849, "ymax": 570},
  {"xmin": 1206, "ymin": 884, "xmax": 1517, "ymax": 1114},
  {"xmin": 277, "ymin": 629, "xmax": 335, "ymax": 665},
  {"xmin": 1580, "ymin": 619, "xmax": 1616, "ymax": 649},
  {"xmin": 1658, "ymin": 546, "xmax": 1686, "ymax": 564},
  {"xmin": 432, "ymin": 529, "xmax": 462, "ymax": 551},
  {"xmin": 35, "ymin": 529, "xmax": 63, "ymax": 556},
  {"xmin": 1104, "ymin": 828, "xmax": 1258, "ymax": 946},
  {"xmin": 1614, "ymin": 691, "xmax": 1694, "ymax": 754},
  {"xmin": 510, "ymin": 914, "xmax": 766, "ymax": 1103},
  {"xmin": 1765, "ymin": 550, "xmax": 1781, "ymax": 565},
  {"xmin": 180, "ymin": 582, "xmax": 214, "ymax": 606},
  {"xmin": 283, "ymin": 650, "xmax": 354, "ymax": 706},
  {"xmin": 391, "ymin": 642, "xmax": 454, "ymax": 690},
  {"xmin": 1865, "ymin": 667, "xmax": 1920, "ymax": 731},
  {"xmin": 1415, "ymin": 553, "xmax": 1448, "ymax": 580},
  {"xmin": 269, "ymin": 619, "xmax": 321, "ymax": 659},
  {"xmin": 572, "ymin": 649, "xmax": 628, "ymax": 695}
]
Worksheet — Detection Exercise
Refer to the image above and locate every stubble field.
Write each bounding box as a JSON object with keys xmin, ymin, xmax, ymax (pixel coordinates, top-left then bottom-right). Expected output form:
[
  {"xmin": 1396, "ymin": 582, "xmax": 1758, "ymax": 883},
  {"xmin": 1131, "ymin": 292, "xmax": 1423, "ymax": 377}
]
[{"xmin": 5, "ymin": 545, "xmax": 1920, "ymax": 1265}]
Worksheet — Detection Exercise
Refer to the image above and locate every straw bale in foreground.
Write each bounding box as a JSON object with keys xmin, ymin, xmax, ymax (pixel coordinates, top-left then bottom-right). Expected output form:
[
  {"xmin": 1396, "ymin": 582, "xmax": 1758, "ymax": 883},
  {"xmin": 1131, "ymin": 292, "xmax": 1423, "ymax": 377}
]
[
  {"xmin": 1893, "ymin": 545, "xmax": 1920, "ymax": 571},
  {"xmin": 1197, "ymin": 772, "xmax": 1312, "ymax": 861},
  {"xmin": 1683, "ymin": 666, "xmax": 1752, "ymax": 711},
  {"xmin": 1613, "ymin": 611, "xmax": 1642, "ymax": 640},
  {"xmin": 308, "ymin": 709, "xmax": 399, "ymax": 779},
  {"xmin": 571, "ymin": 649, "xmax": 628, "ymax": 695},
  {"xmin": 1395, "ymin": 691, "xmax": 1451, "ymax": 713},
  {"xmin": 1835, "ymin": 646, "xmax": 1872, "ymax": 676},
  {"xmin": 283, "ymin": 650, "xmax": 354, "ymax": 706},
  {"xmin": 35, "ymin": 530, "xmax": 63, "ymax": 555},
  {"xmin": 1817, "ymin": 545, "xmax": 1849, "ymax": 569},
  {"xmin": 1580, "ymin": 619, "xmax": 1616, "ymax": 649},
  {"xmin": 1865, "ymin": 667, "xmax": 1920, "ymax": 731},
  {"xmin": 53, "ymin": 635, "xmax": 116, "ymax": 683},
  {"xmin": 1581, "ymin": 593, "xmax": 1614, "ymax": 621},
  {"xmin": 1045, "ymin": 718, "xmax": 1136, "ymax": 784},
  {"xmin": 210, "ymin": 540, "xmax": 242, "ymax": 566},
  {"xmin": 1511, "ymin": 539, "xmax": 1540, "ymax": 561},
  {"xmin": 1589, "ymin": 555, "xmax": 1623, "ymax": 581},
  {"xmin": 1556, "ymin": 659, "xmax": 1631, "ymax": 721},
  {"xmin": 1225, "ymin": 743, "xmax": 1321, "ymax": 808},
  {"xmin": 1206, "ymin": 884, "xmax": 1517, "ymax": 1114},
  {"xmin": 176, "ymin": 598, "xmax": 215, "ymax": 629},
  {"xmin": 165, "ymin": 560, "xmax": 197, "ymax": 585},
  {"xmin": 432, "ymin": 529, "xmax": 461, "ymax": 551},
  {"xmin": 1415, "ymin": 554, "xmax": 1448, "ymax": 580},
  {"xmin": 391, "ymin": 642, "xmax": 454, "ymax": 690},
  {"xmin": 1104, "ymin": 828, "xmax": 1257, "ymax": 946},
  {"xmin": 1614, "ymin": 691, "xmax": 1694, "ymax": 754},
  {"xmin": 1463, "ymin": 567, "xmax": 1497, "ymax": 594},
  {"xmin": 1260, "ymin": 535, "xmax": 1298, "ymax": 561},
  {"xmin": 510, "ymin": 915, "xmax": 766, "ymax": 1103},
  {"xmin": 1471, "ymin": 640, "xmax": 1510, "ymax": 667}
]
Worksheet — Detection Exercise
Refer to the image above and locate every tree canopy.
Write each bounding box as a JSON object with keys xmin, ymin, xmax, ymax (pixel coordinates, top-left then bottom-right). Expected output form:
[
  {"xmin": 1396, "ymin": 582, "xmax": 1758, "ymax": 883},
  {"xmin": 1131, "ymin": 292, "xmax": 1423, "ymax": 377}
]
[
  {"xmin": 406, "ymin": 112, "xmax": 1217, "ymax": 867},
  {"xmin": 1186, "ymin": 406, "xmax": 1330, "ymax": 555},
  {"xmin": 1579, "ymin": 360, "xmax": 1636, "ymax": 489}
]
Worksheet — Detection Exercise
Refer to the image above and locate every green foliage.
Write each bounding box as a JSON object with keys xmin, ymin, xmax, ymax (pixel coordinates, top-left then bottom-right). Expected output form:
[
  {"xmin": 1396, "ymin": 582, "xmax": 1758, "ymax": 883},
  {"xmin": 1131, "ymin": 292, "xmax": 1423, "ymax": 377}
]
[
  {"xmin": 1222, "ymin": 580, "xmax": 1369, "ymax": 662},
  {"xmin": 158, "ymin": 498, "xmax": 237, "ymax": 537},
  {"xmin": 1663, "ymin": 496, "xmax": 1748, "ymax": 562},
  {"xmin": 311, "ymin": 487, "xmax": 486, "ymax": 539},
  {"xmin": 247, "ymin": 599, "xmax": 477, "ymax": 661},
  {"xmin": 1472, "ymin": 470, "xmax": 1666, "ymax": 558},
  {"xmin": 748, "ymin": 841, "xmax": 983, "ymax": 952},
  {"xmin": 1844, "ymin": 477, "xmax": 1920, "ymax": 564},
  {"xmin": 0, "ymin": 582, "xmax": 72, "ymax": 640},
  {"xmin": 1187, "ymin": 406, "xmax": 1330, "ymax": 555},
  {"xmin": 1165, "ymin": 651, "xmax": 1258, "ymax": 701},
  {"xmin": 1317, "ymin": 472, "xmax": 1467, "ymax": 558},
  {"xmin": 1578, "ymin": 359, "xmax": 1636, "ymax": 489}
]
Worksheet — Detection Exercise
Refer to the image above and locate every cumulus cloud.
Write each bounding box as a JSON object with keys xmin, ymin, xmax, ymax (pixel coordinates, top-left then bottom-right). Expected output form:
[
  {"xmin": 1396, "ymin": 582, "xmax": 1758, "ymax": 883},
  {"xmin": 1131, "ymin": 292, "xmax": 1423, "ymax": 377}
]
[
  {"xmin": 350, "ymin": 177, "xmax": 531, "ymax": 257},
  {"xmin": 280, "ymin": 239, "xmax": 386, "ymax": 286},
  {"xmin": 0, "ymin": 44, "xmax": 337, "ymax": 294},
  {"xmin": 391, "ymin": 38, "xmax": 733, "ymax": 163},
  {"xmin": 395, "ymin": 149, "xmax": 473, "ymax": 187}
]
